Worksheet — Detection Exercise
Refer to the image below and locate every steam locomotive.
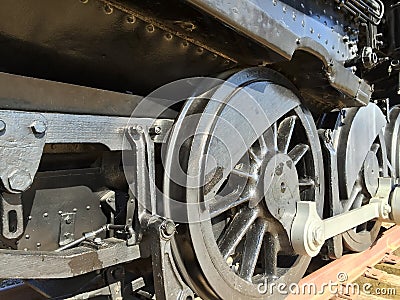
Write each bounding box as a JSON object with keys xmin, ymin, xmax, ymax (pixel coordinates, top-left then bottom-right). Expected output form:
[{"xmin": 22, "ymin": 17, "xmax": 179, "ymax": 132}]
[{"xmin": 0, "ymin": 0, "xmax": 400, "ymax": 299}]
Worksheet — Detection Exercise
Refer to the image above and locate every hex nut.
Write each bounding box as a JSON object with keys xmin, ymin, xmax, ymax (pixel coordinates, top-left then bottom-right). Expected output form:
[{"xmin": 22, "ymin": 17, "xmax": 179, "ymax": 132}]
[
  {"xmin": 31, "ymin": 120, "xmax": 47, "ymax": 134},
  {"xmin": 8, "ymin": 170, "xmax": 33, "ymax": 192}
]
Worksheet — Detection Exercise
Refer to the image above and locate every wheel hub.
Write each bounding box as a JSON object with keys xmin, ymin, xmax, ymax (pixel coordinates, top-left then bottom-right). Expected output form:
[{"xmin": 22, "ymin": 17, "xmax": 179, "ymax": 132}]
[{"xmin": 248, "ymin": 152, "xmax": 300, "ymax": 236}]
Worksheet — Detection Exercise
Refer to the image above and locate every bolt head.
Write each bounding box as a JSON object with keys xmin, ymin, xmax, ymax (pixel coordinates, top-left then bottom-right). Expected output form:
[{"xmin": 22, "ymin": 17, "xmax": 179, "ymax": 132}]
[
  {"xmin": 8, "ymin": 170, "xmax": 33, "ymax": 192},
  {"xmin": 0, "ymin": 120, "xmax": 6, "ymax": 132},
  {"xmin": 161, "ymin": 220, "xmax": 176, "ymax": 238},
  {"xmin": 154, "ymin": 126, "xmax": 162, "ymax": 135},
  {"xmin": 31, "ymin": 120, "xmax": 47, "ymax": 134}
]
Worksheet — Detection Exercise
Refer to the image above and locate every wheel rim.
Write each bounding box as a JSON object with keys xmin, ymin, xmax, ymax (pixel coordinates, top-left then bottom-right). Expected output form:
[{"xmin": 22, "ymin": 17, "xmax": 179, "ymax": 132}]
[{"xmin": 164, "ymin": 69, "xmax": 324, "ymax": 299}]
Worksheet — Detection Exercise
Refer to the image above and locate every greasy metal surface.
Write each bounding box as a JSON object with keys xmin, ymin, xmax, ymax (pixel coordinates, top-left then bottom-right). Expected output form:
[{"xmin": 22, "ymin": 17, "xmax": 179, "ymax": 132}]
[
  {"xmin": 0, "ymin": 71, "xmax": 180, "ymax": 118},
  {"xmin": 0, "ymin": 0, "xmax": 237, "ymax": 95},
  {"xmin": 0, "ymin": 72, "xmax": 146, "ymax": 117},
  {"xmin": 0, "ymin": 238, "xmax": 141, "ymax": 279},
  {"xmin": 189, "ymin": 0, "xmax": 353, "ymax": 61},
  {"xmin": 188, "ymin": 0, "xmax": 372, "ymax": 107}
]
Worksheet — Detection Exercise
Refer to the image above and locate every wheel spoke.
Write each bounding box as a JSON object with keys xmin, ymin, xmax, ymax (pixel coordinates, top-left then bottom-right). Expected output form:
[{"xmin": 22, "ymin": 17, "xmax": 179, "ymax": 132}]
[
  {"xmin": 231, "ymin": 168, "xmax": 257, "ymax": 180},
  {"xmin": 342, "ymin": 185, "xmax": 362, "ymax": 212},
  {"xmin": 208, "ymin": 192, "xmax": 252, "ymax": 219},
  {"xmin": 259, "ymin": 124, "xmax": 278, "ymax": 156},
  {"xmin": 277, "ymin": 116, "xmax": 297, "ymax": 153},
  {"xmin": 218, "ymin": 207, "xmax": 259, "ymax": 260},
  {"xmin": 249, "ymin": 148, "xmax": 262, "ymax": 165},
  {"xmin": 288, "ymin": 144, "xmax": 309, "ymax": 165},
  {"xmin": 239, "ymin": 219, "xmax": 267, "ymax": 281},
  {"xmin": 371, "ymin": 143, "xmax": 380, "ymax": 154},
  {"xmin": 262, "ymin": 232, "xmax": 280, "ymax": 279}
]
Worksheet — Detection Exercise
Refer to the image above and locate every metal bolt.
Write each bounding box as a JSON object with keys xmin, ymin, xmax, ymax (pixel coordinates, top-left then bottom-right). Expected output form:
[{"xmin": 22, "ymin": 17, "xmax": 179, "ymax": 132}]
[
  {"xmin": 126, "ymin": 15, "xmax": 136, "ymax": 24},
  {"xmin": 161, "ymin": 220, "xmax": 176, "ymax": 239},
  {"xmin": 154, "ymin": 126, "xmax": 162, "ymax": 135},
  {"xmin": 31, "ymin": 120, "xmax": 47, "ymax": 134},
  {"xmin": 136, "ymin": 125, "xmax": 144, "ymax": 134},
  {"xmin": 0, "ymin": 120, "xmax": 6, "ymax": 132},
  {"xmin": 8, "ymin": 170, "xmax": 33, "ymax": 192}
]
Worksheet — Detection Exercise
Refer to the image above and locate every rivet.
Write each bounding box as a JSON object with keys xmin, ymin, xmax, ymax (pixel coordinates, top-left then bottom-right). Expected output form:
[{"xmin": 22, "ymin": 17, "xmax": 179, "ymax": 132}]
[
  {"xmin": 36, "ymin": 242, "xmax": 41, "ymax": 247},
  {"xmin": 73, "ymin": 208, "xmax": 77, "ymax": 212},
  {"xmin": 154, "ymin": 126, "xmax": 162, "ymax": 135},
  {"xmin": 86, "ymin": 206, "xmax": 91, "ymax": 210},
  {"xmin": 146, "ymin": 24, "xmax": 155, "ymax": 32},
  {"xmin": 126, "ymin": 15, "xmax": 136, "ymax": 24},
  {"xmin": 43, "ymin": 212, "xmax": 48, "ymax": 218},
  {"xmin": 104, "ymin": 4, "xmax": 113, "ymax": 14},
  {"xmin": 58, "ymin": 210, "xmax": 63, "ymax": 215},
  {"xmin": 25, "ymin": 234, "xmax": 30, "ymax": 239}
]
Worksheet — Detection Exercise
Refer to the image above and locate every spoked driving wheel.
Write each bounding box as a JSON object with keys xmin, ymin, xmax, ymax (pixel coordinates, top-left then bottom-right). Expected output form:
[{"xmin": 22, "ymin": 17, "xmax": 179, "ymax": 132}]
[
  {"xmin": 326, "ymin": 104, "xmax": 389, "ymax": 252},
  {"xmin": 164, "ymin": 69, "xmax": 324, "ymax": 299}
]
